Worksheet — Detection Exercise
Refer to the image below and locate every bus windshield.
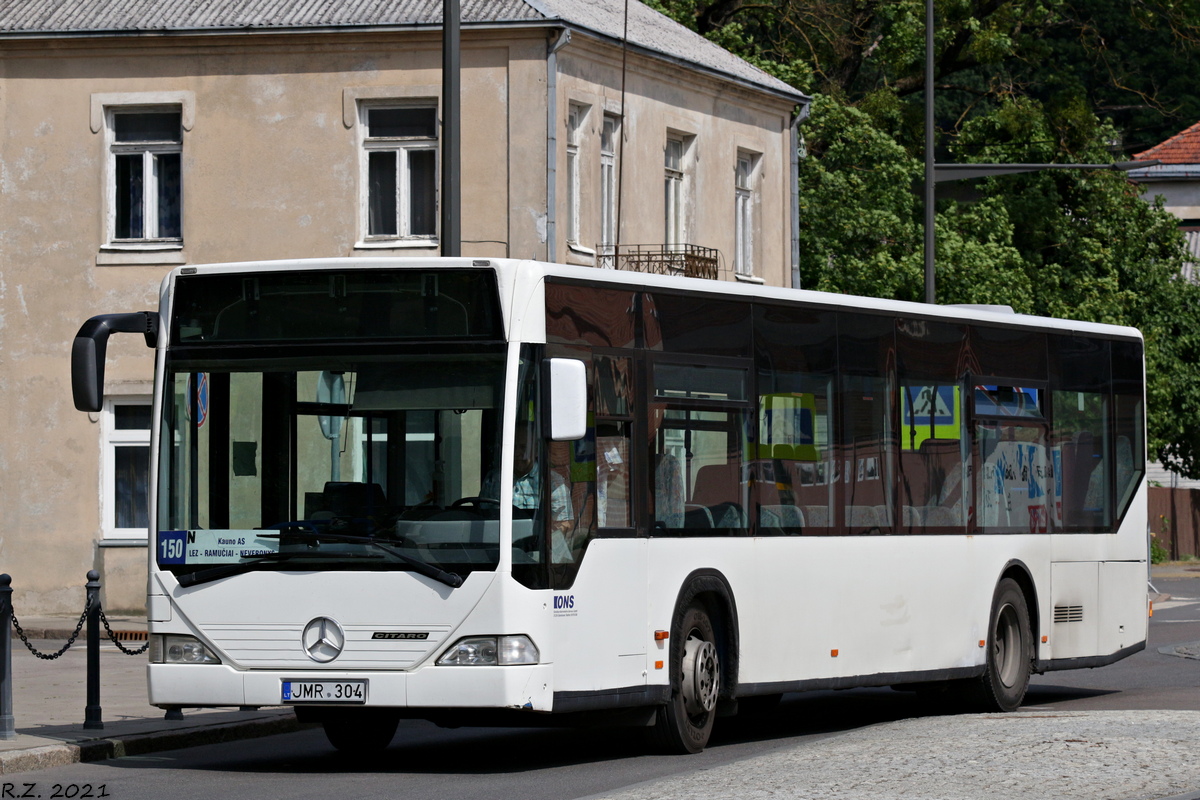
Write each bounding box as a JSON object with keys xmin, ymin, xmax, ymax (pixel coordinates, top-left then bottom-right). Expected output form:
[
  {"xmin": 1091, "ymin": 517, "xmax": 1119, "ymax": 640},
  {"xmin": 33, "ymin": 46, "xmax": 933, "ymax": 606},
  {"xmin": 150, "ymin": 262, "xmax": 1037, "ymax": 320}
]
[{"xmin": 156, "ymin": 346, "xmax": 509, "ymax": 584}]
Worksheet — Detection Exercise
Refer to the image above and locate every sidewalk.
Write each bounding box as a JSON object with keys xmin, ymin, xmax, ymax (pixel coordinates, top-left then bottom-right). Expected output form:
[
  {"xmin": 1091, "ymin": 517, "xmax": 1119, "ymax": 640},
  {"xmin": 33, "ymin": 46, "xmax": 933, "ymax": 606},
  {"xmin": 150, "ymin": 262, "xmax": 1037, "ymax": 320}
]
[{"xmin": 0, "ymin": 614, "xmax": 301, "ymax": 774}]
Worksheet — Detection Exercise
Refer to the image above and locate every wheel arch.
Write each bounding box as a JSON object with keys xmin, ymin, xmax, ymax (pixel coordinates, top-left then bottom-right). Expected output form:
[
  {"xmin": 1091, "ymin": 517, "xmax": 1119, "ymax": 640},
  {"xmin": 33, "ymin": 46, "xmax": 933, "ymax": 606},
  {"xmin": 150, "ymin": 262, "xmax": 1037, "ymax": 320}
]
[
  {"xmin": 998, "ymin": 558, "xmax": 1040, "ymax": 645},
  {"xmin": 670, "ymin": 569, "xmax": 740, "ymax": 699}
]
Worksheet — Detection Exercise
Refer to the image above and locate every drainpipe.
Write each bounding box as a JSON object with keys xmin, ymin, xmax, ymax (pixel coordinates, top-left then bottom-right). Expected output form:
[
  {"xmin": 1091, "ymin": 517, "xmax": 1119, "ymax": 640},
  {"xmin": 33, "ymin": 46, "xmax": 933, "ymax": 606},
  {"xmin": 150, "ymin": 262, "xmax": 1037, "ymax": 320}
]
[
  {"xmin": 546, "ymin": 28, "xmax": 572, "ymax": 263},
  {"xmin": 790, "ymin": 102, "xmax": 810, "ymax": 289}
]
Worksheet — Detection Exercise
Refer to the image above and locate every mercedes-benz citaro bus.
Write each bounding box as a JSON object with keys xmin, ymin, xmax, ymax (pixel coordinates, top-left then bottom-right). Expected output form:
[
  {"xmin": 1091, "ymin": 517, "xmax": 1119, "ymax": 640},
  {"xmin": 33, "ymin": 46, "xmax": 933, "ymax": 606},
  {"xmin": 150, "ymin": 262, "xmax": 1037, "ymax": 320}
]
[{"xmin": 71, "ymin": 258, "xmax": 1149, "ymax": 755}]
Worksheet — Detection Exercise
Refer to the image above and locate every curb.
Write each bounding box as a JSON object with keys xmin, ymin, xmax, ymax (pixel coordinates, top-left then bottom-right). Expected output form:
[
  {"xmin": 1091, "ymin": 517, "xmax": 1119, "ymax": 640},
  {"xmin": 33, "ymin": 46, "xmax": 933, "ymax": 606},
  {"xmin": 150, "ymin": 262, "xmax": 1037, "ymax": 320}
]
[{"xmin": 0, "ymin": 713, "xmax": 305, "ymax": 775}]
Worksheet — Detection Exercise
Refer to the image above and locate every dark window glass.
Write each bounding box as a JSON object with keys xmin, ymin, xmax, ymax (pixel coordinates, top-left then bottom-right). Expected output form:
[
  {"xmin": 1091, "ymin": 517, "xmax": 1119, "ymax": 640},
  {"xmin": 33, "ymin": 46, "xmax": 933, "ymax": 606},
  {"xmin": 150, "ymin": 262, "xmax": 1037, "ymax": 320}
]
[
  {"xmin": 172, "ymin": 270, "xmax": 503, "ymax": 344},
  {"xmin": 752, "ymin": 305, "xmax": 837, "ymax": 535},
  {"xmin": 156, "ymin": 152, "xmax": 182, "ymax": 238},
  {"xmin": 970, "ymin": 325, "xmax": 1046, "ymax": 382},
  {"xmin": 114, "ymin": 112, "xmax": 181, "ymax": 143},
  {"xmin": 368, "ymin": 151, "xmax": 398, "ymax": 236},
  {"xmin": 973, "ymin": 384, "xmax": 1044, "ymax": 418},
  {"xmin": 115, "ymin": 445, "xmax": 150, "ymax": 529},
  {"xmin": 1049, "ymin": 335, "xmax": 1109, "ymax": 394},
  {"xmin": 897, "ymin": 320, "xmax": 967, "ymax": 532},
  {"xmin": 368, "ymin": 107, "xmax": 437, "ymax": 138},
  {"xmin": 546, "ymin": 282, "xmax": 638, "ymax": 348},
  {"xmin": 838, "ymin": 313, "xmax": 896, "ymax": 534},
  {"xmin": 976, "ymin": 420, "xmax": 1050, "ymax": 533},
  {"xmin": 1111, "ymin": 339, "xmax": 1145, "ymax": 523},
  {"xmin": 408, "ymin": 149, "xmax": 437, "ymax": 236},
  {"xmin": 645, "ymin": 292, "xmax": 751, "ymax": 357},
  {"xmin": 115, "ymin": 154, "xmax": 143, "ymax": 239},
  {"xmin": 114, "ymin": 405, "xmax": 152, "ymax": 430}
]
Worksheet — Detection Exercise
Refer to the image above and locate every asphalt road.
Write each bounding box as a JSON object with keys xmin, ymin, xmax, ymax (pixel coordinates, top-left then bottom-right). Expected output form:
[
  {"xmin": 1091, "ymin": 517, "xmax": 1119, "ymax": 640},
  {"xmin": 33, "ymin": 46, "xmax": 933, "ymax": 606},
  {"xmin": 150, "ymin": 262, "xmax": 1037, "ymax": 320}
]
[{"xmin": 14, "ymin": 574, "xmax": 1199, "ymax": 800}]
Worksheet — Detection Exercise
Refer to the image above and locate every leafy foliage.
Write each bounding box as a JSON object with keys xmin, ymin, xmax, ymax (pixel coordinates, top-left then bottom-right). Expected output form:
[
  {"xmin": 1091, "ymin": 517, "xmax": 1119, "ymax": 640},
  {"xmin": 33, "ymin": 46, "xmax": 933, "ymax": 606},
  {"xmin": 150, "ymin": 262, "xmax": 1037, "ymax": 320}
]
[{"xmin": 649, "ymin": 0, "xmax": 1200, "ymax": 475}]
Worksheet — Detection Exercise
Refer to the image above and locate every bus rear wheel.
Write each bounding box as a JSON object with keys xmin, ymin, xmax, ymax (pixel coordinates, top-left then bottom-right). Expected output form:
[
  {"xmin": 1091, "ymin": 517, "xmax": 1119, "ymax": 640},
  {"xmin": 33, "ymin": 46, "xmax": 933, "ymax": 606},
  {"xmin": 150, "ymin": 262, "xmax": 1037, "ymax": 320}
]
[
  {"xmin": 963, "ymin": 577, "xmax": 1032, "ymax": 712},
  {"xmin": 650, "ymin": 604, "xmax": 721, "ymax": 754},
  {"xmin": 321, "ymin": 709, "xmax": 400, "ymax": 754}
]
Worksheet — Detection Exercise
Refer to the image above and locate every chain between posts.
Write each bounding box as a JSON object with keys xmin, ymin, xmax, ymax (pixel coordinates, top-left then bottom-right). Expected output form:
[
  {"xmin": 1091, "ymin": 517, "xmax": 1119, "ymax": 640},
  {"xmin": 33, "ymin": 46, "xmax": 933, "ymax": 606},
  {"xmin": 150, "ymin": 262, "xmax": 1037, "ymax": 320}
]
[
  {"xmin": 9, "ymin": 595, "xmax": 149, "ymax": 658},
  {"xmin": 10, "ymin": 603, "xmax": 89, "ymax": 660},
  {"xmin": 99, "ymin": 608, "xmax": 149, "ymax": 655}
]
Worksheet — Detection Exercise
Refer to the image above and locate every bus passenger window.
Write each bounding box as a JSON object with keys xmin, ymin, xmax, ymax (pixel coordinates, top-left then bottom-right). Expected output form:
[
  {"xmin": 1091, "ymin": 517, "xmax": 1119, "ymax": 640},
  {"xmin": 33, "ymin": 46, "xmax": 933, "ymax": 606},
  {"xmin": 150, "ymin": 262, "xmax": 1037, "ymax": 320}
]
[{"xmin": 649, "ymin": 362, "xmax": 750, "ymax": 536}]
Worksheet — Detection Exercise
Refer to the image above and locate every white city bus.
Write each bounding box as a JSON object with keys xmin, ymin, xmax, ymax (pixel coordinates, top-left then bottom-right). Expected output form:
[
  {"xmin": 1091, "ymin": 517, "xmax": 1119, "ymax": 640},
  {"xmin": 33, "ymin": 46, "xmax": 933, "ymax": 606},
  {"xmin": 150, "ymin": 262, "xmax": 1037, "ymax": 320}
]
[{"xmin": 72, "ymin": 258, "xmax": 1148, "ymax": 754}]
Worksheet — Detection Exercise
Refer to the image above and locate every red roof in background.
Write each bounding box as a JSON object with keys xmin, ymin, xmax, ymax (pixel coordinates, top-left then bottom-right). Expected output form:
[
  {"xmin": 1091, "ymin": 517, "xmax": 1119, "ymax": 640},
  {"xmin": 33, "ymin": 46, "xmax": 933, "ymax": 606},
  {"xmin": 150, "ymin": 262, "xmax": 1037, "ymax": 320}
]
[{"xmin": 1136, "ymin": 120, "xmax": 1200, "ymax": 163}]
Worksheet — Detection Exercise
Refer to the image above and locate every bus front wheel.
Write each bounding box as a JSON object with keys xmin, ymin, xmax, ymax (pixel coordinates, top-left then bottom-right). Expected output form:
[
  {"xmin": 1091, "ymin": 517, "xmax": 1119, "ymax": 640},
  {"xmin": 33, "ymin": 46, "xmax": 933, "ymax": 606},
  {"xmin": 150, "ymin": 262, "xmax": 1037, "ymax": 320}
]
[{"xmin": 650, "ymin": 603, "xmax": 721, "ymax": 754}]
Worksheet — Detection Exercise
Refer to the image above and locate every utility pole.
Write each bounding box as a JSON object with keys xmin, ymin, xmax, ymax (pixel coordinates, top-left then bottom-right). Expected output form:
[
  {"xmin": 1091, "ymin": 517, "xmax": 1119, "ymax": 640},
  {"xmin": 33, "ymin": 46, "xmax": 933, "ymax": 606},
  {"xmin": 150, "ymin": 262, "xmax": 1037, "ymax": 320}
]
[{"xmin": 441, "ymin": 0, "xmax": 461, "ymax": 258}]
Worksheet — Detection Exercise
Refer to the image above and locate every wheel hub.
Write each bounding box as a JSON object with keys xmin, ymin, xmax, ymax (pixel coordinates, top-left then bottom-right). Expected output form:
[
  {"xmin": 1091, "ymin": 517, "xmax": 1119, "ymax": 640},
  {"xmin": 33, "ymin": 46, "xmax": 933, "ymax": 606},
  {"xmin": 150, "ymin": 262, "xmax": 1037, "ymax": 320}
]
[{"xmin": 681, "ymin": 634, "xmax": 719, "ymax": 716}]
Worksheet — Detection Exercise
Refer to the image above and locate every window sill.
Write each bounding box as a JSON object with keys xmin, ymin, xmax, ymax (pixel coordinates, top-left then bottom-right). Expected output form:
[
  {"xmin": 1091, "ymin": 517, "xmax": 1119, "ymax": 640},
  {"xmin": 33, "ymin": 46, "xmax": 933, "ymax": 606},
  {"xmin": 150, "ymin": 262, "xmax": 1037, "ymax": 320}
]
[
  {"xmin": 99, "ymin": 537, "xmax": 148, "ymax": 548},
  {"xmin": 354, "ymin": 238, "xmax": 439, "ymax": 251},
  {"xmin": 98, "ymin": 245, "xmax": 186, "ymax": 266},
  {"xmin": 566, "ymin": 242, "xmax": 595, "ymax": 266},
  {"xmin": 734, "ymin": 273, "xmax": 764, "ymax": 285}
]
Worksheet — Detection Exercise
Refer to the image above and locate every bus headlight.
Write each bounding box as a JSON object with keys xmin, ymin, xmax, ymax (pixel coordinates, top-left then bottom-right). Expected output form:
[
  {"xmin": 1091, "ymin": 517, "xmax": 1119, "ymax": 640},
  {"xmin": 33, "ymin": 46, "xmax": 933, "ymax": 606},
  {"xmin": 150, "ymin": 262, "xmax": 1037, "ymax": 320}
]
[
  {"xmin": 149, "ymin": 634, "xmax": 221, "ymax": 664},
  {"xmin": 436, "ymin": 635, "xmax": 539, "ymax": 666}
]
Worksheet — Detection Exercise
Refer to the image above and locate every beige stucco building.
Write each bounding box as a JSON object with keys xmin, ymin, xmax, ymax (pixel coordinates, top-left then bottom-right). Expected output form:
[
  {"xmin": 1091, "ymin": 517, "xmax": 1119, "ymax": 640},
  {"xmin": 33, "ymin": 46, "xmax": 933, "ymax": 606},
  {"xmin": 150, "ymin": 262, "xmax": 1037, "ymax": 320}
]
[{"xmin": 0, "ymin": 0, "xmax": 808, "ymax": 613}]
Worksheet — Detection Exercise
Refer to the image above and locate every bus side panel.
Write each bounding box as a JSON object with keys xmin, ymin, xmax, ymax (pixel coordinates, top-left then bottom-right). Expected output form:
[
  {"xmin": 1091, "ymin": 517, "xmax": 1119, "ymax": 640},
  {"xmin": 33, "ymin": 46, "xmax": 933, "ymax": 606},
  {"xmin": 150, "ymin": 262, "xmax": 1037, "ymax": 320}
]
[
  {"xmin": 745, "ymin": 536, "xmax": 1051, "ymax": 686},
  {"xmin": 548, "ymin": 539, "xmax": 648, "ymax": 694},
  {"xmin": 1097, "ymin": 560, "xmax": 1149, "ymax": 654}
]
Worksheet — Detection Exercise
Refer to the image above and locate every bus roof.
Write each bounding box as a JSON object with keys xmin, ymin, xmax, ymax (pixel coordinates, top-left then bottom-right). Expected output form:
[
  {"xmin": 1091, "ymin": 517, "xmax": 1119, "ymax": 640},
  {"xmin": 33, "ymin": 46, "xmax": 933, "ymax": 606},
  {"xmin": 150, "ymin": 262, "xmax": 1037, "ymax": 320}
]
[{"xmin": 162, "ymin": 257, "xmax": 1143, "ymax": 343}]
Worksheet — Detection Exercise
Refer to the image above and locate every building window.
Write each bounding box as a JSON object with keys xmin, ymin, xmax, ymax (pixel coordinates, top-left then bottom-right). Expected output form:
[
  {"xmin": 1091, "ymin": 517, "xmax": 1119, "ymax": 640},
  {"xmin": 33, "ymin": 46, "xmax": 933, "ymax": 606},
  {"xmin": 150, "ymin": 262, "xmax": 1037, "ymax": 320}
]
[
  {"xmin": 566, "ymin": 104, "xmax": 587, "ymax": 245},
  {"xmin": 103, "ymin": 399, "xmax": 152, "ymax": 539},
  {"xmin": 600, "ymin": 114, "xmax": 620, "ymax": 254},
  {"xmin": 108, "ymin": 110, "xmax": 182, "ymax": 242},
  {"xmin": 362, "ymin": 104, "xmax": 438, "ymax": 240},
  {"xmin": 665, "ymin": 134, "xmax": 691, "ymax": 247},
  {"xmin": 734, "ymin": 152, "xmax": 758, "ymax": 277}
]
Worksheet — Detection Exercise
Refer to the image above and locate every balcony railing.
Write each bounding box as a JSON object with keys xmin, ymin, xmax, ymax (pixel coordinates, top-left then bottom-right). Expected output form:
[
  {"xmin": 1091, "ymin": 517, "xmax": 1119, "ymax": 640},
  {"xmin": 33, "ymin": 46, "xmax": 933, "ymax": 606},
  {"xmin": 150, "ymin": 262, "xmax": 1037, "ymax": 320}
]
[{"xmin": 596, "ymin": 243, "xmax": 723, "ymax": 280}]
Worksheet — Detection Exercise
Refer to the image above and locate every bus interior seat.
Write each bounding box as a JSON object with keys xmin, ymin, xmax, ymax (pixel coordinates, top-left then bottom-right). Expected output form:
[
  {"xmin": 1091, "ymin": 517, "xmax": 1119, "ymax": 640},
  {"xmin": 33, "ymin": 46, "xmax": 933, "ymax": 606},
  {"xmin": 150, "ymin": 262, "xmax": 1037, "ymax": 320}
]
[
  {"xmin": 690, "ymin": 463, "xmax": 747, "ymax": 530},
  {"xmin": 760, "ymin": 504, "xmax": 805, "ymax": 530},
  {"xmin": 654, "ymin": 454, "xmax": 685, "ymax": 528}
]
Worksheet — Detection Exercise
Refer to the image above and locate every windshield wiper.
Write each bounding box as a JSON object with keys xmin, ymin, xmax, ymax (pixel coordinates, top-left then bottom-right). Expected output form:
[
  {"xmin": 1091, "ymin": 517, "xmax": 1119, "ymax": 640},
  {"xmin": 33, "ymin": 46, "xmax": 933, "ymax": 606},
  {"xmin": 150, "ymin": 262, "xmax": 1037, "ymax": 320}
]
[
  {"xmin": 258, "ymin": 529, "xmax": 464, "ymax": 588},
  {"xmin": 176, "ymin": 550, "xmax": 383, "ymax": 588}
]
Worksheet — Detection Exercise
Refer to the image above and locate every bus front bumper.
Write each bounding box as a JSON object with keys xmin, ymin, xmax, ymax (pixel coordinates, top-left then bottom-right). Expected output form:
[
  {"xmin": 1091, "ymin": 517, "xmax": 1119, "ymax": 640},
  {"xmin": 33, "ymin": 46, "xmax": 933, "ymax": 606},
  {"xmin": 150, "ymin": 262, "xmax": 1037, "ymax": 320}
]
[{"xmin": 147, "ymin": 663, "xmax": 555, "ymax": 712}]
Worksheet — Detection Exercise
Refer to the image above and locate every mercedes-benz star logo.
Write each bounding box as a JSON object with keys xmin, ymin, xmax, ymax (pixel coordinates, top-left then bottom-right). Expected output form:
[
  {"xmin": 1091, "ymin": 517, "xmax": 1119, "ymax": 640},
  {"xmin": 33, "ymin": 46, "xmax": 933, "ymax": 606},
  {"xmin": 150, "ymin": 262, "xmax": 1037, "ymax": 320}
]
[{"xmin": 302, "ymin": 617, "xmax": 345, "ymax": 663}]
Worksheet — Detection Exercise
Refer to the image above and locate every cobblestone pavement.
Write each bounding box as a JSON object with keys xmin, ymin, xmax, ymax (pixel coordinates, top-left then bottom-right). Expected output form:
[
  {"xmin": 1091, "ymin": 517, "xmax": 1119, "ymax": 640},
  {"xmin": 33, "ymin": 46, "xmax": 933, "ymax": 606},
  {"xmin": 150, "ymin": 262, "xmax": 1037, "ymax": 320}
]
[{"xmin": 583, "ymin": 711, "xmax": 1200, "ymax": 800}]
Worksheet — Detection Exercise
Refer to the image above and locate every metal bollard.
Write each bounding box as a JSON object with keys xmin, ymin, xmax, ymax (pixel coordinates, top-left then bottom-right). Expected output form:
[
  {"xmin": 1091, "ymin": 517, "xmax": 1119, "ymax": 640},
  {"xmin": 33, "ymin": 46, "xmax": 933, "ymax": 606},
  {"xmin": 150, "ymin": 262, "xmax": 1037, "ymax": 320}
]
[
  {"xmin": 0, "ymin": 574, "xmax": 14, "ymax": 740},
  {"xmin": 84, "ymin": 570, "xmax": 103, "ymax": 730}
]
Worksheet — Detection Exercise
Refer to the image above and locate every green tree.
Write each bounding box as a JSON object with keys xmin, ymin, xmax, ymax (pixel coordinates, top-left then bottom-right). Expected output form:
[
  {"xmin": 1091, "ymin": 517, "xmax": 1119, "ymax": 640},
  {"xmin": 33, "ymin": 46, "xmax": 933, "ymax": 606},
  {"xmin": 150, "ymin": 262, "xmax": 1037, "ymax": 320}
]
[{"xmin": 652, "ymin": 0, "xmax": 1200, "ymax": 475}]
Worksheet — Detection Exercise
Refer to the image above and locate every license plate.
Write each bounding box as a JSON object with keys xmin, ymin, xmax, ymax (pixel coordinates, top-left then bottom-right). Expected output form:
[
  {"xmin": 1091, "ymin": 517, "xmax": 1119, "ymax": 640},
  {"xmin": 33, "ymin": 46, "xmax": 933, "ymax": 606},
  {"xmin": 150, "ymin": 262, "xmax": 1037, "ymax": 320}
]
[{"xmin": 282, "ymin": 679, "xmax": 367, "ymax": 704}]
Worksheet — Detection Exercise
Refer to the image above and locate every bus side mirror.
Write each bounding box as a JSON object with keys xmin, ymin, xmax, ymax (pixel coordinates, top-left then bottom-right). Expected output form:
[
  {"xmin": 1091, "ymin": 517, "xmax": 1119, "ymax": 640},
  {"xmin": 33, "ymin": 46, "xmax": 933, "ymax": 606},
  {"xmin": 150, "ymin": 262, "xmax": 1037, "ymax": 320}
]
[
  {"xmin": 71, "ymin": 312, "xmax": 160, "ymax": 412},
  {"xmin": 545, "ymin": 358, "xmax": 587, "ymax": 441}
]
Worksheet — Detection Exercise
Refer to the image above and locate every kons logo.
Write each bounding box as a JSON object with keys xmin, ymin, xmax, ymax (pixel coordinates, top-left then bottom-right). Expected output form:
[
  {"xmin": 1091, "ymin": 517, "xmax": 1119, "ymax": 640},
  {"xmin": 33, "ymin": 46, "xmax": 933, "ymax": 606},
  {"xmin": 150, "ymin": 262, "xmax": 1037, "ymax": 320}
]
[{"xmin": 552, "ymin": 594, "xmax": 577, "ymax": 616}]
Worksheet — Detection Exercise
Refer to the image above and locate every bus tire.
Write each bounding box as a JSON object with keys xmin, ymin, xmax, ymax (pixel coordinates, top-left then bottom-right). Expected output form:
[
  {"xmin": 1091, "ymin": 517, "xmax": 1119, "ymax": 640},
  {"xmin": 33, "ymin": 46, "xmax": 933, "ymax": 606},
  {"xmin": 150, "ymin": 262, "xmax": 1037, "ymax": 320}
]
[
  {"xmin": 322, "ymin": 709, "xmax": 400, "ymax": 754},
  {"xmin": 649, "ymin": 603, "xmax": 721, "ymax": 754},
  {"xmin": 964, "ymin": 577, "xmax": 1032, "ymax": 712}
]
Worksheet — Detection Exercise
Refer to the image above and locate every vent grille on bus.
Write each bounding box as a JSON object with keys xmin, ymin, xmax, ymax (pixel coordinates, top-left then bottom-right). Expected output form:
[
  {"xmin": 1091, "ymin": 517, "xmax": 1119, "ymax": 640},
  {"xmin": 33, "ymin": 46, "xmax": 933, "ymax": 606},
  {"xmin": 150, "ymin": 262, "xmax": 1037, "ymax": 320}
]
[{"xmin": 1054, "ymin": 605, "xmax": 1085, "ymax": 623}]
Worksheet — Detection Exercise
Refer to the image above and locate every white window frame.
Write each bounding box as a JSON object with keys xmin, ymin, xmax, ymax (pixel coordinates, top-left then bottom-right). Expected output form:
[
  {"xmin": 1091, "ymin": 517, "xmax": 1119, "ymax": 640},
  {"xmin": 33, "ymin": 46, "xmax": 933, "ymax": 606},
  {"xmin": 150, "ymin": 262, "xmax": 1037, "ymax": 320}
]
[
  {"xmin": 358, "ymin": 101, "xmax": 440, "ymax": 245},
  {"xmin": 101, "ymin": 397, "xmax": 153, "ymax": 541},
  {"xmin": 734, "ymin": 151, "xmax": 759, "ymax": 277},
  {"xmin": 600, "ymin": 114, "xmax": 620, "ymax": 253},
  {"xmin": 664, "ymin": 133, "xmax": 693, "ymax": 248},
  {"xmin": 105, "ymin": 106, "xmax": 184, "ymax": 246},
  {"xmin": 566, "ymin": 104, "xmax": 588, "ymax": 246}
]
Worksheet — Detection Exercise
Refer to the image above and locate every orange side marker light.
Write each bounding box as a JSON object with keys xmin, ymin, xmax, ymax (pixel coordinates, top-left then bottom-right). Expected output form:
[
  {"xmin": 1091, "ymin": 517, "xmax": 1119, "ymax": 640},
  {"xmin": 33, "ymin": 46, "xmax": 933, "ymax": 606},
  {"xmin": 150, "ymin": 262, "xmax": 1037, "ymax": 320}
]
[
  {"xmin": 979, "ymin": 640, "xmax": 986, "ymax": 648},
  {"xmin": 830, "ymin": 649, "xmax": 839, "ymax": 657},
  {"xmin": 1042, "ymin": 635, "xmax": 1049, "ymax": 644},
  {"xmin": 655, "ymin": 661, "xmax": 664, "ymax": 670},
  {"xmin": 654, "ymin": 630, "xmax": 669, "ymax": 641}
]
